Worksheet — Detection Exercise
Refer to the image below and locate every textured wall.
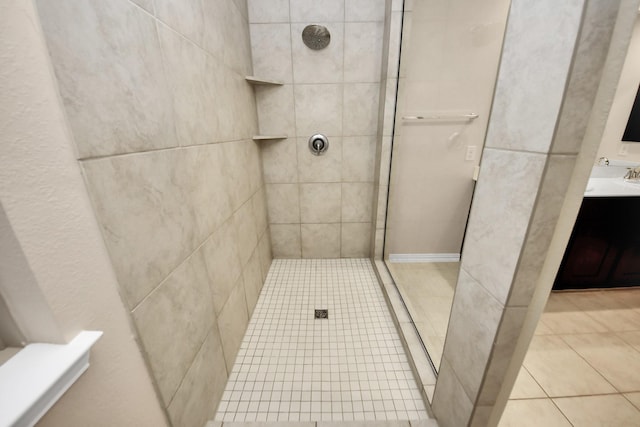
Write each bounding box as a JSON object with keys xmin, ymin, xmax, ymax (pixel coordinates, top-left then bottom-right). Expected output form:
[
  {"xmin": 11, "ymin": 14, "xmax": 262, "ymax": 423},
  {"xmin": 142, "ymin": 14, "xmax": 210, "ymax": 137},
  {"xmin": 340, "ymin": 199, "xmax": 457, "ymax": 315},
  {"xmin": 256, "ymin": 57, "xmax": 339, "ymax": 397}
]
[
  {"xmin": 0, "ymin": 0, "xmax": 167, "ymax": 425},
  {"xmin": 249, "ymin": 0, "xmax": 386, "ymax": 258},
  {"xmin": 35, "ymin": 0, "xmax": 270, "ymax": 426}
]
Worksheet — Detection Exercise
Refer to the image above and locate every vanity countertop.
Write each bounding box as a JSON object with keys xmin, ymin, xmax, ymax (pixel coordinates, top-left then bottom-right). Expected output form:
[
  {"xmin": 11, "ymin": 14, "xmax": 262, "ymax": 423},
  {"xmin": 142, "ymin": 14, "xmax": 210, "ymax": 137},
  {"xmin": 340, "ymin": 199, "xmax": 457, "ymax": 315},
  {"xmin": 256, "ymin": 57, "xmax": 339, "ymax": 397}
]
[{"xmin": 584, "ymin": 160, "xmax": 640, "ymax": 197}]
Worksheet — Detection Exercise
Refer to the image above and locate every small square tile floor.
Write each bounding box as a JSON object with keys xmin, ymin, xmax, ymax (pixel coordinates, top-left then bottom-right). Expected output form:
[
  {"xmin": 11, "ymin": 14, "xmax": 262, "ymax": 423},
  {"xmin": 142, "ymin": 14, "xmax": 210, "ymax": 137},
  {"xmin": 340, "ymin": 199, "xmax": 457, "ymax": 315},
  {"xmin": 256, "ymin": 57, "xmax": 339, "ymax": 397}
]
[{"xmin": 214, "ymin": 259, "xmax": 429, "ymax": 423}]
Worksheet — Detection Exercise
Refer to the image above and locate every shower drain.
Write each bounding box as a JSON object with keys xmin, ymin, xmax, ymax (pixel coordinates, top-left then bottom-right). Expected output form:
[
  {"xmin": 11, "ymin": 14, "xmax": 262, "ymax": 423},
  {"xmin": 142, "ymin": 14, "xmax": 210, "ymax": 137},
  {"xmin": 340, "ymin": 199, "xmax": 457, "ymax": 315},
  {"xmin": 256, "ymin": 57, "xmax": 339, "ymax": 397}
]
[{"xmin": 314, "ymin": 309, "xmax": 328, "ymax": 319}]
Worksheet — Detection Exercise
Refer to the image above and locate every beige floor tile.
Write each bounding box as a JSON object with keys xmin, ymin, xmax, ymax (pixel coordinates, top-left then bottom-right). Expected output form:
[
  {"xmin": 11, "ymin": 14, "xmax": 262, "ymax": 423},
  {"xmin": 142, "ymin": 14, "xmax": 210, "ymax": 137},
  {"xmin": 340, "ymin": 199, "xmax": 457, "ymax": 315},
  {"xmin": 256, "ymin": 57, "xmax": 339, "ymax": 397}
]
[
  {"xmin": 553, "ymin": 395, "xmax": 640, "ymax": 427},
  {"xmin": 562, "ymin": 333, "xmax": 640, "ymax": 392},
  {"xmin": 567, "ymin": 290, "xmax": 640, "ymax": 332},
  {"xmin": 618, "ymin": 331, "xmax": 640, "ymax": 353},
  {"xmin": 541, "ymin": 293, "xmax": 609, "ymax": 334},
  {"xmin": 498, "ymin": 399, "xmax": 571, "ymax": 427},
  {"xmin": 510, "ymin": 367, "xmax": 547, "ymax": 399},
  {"xmin": 624, "ymin": 392, "xmax": 640, "ymax": 410},
  {"xmin": 523, "ymin": 335, "xmax": 616, "ymax": 397},
  {"xmin": 534, "ymin": 319, "xmax": 554, "ymax": 335}
]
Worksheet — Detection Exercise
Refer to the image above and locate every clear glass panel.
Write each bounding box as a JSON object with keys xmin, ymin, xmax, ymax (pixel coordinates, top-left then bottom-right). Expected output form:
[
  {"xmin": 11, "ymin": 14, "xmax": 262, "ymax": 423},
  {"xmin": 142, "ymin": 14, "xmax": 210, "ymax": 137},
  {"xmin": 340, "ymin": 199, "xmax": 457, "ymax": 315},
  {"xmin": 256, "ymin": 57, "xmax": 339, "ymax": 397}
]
[{"xmin": 383, "ymin": 0, "xmax": 511, "ymax": 374}]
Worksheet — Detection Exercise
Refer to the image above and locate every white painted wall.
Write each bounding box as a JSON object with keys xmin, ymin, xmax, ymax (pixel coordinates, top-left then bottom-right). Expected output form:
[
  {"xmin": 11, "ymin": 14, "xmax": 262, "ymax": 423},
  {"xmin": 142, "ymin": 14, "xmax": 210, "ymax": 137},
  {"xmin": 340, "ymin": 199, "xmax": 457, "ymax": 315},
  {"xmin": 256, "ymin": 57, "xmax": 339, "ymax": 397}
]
[
  {"xmin": 0, "ymin": 0, "xmax": 167, "ymax": 425},
  {"xmin": 598, "ymin": 15, "xmax": 640, "ymax": 162}
]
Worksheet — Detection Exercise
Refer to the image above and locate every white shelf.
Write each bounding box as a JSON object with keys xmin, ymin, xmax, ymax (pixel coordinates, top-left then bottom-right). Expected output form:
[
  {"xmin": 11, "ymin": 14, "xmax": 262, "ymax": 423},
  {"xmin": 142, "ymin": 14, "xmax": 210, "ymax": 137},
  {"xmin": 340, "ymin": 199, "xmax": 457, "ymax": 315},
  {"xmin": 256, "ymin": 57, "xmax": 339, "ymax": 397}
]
[
  {"xmin": 245, "ymin": 76, "xmax": 284, "ymax": 86},
  {"xmin": 0, "ymin": 331, "xmax": 102, "ymax": 427},
  {"xmin": 253, "ymin": 135, "xmax": 288, "ymax": 141}
]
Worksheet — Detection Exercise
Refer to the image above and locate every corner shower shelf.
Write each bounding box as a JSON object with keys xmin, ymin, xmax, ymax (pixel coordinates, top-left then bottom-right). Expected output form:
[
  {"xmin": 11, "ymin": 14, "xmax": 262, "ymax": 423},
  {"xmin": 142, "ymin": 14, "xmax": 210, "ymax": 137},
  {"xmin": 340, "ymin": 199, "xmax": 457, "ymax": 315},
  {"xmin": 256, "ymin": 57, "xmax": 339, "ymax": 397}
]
[
  {"xmin": 245, "ymin": 76, "xmax": 284, "ymax": 86},
  {"xmin": 252, "ymin": 135, "xmax": 288, "ymax": 141}
]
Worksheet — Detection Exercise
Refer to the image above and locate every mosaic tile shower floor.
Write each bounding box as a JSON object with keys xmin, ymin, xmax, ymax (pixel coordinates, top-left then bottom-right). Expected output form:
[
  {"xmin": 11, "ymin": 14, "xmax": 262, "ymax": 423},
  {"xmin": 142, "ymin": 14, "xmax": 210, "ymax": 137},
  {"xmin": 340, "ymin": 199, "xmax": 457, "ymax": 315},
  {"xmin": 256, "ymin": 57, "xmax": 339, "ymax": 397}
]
[{"xmin": 215, "ymin": 259, "xmax": 429, "ymax": 423}]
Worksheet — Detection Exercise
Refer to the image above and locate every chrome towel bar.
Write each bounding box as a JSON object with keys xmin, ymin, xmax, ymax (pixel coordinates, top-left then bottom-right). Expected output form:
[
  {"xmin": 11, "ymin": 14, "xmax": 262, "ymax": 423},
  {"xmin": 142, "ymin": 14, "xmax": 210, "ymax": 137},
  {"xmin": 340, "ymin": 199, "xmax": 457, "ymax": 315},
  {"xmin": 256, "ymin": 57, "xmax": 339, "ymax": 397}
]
[{"xmin": 402, "ymin": 113, "xmax": 479, "ymax": 121}]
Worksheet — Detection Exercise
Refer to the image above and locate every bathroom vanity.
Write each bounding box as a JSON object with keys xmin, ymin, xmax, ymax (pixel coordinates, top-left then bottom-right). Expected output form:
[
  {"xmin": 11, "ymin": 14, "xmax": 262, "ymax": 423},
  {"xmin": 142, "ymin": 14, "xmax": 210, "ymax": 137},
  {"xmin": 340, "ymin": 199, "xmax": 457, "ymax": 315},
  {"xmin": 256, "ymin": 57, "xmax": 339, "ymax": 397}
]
[{"xmin": 554, "ymin": 162, "xmax": 640, "ymax": 290}]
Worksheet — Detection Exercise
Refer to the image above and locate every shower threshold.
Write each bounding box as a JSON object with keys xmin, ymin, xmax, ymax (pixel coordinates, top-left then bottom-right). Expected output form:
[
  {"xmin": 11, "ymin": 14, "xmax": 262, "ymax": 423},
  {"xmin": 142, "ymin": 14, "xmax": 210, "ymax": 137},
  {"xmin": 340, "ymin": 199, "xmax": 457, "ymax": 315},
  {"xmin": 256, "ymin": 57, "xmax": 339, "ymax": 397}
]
[{"xmin": 213, "ymin": 259, "xmax": 431, "ymax": 424}]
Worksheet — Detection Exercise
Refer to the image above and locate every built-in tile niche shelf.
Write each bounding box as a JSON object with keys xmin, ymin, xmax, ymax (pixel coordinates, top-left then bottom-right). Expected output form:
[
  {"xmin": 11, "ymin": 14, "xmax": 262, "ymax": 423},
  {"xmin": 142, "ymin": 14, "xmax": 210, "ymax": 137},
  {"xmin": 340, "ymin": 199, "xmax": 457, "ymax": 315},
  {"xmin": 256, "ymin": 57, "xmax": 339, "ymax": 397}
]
[
  {"xmin": 245, "ymin": 76, "xmax": 284, "ymax": 86},
  {"xmin": 252, "ymin": 135, "xmax": 288, "ymax": 141}
]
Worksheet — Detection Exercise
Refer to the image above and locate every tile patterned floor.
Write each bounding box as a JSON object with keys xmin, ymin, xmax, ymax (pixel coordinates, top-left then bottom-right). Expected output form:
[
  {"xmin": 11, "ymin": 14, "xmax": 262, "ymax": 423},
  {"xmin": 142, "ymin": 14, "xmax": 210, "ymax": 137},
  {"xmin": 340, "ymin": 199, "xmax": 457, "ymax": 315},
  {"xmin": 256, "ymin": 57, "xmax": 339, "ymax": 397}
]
[
  {"xmin": 215, "ymin": 259, "xmax": 429, "ymax": 423},
  {"xmin": 504, "ymin": 289, "xmax": 640, "ymax": 426}
]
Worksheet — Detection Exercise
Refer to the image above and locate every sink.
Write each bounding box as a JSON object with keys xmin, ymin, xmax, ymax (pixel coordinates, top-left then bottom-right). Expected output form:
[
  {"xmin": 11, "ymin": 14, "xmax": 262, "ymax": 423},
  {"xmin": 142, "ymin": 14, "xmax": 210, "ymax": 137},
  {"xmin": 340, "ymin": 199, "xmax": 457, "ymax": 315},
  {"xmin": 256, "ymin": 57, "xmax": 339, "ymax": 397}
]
[{"xmin": 585, "ymin": 160, "xmax": 640, "ymax": 197}]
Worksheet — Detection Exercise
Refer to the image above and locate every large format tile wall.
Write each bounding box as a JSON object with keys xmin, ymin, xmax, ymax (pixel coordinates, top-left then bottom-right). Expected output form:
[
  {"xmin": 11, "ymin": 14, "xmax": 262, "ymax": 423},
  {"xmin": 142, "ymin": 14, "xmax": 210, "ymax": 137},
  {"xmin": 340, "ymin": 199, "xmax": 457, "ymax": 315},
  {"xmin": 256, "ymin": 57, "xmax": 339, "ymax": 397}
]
[
  {"xmin": 35, "ymin": 1, "xmax": 271, "ymax": 426},
  {"xmin": 248, "ymin": 0, "xmax": 386, "ymax": 258},
  {"xmin": 429, "ymin": 1, "xmax": 629, "ymax": 426}
]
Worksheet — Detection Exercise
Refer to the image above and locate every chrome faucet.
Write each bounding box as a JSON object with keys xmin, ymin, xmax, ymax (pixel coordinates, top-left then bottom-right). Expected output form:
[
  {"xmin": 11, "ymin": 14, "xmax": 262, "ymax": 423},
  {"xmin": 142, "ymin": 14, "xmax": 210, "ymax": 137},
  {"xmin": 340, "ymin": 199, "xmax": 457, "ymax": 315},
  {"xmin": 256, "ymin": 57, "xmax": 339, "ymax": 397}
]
[{"xmin": 624, "ymin": 166, "xmax": 640, "ymax": 180}]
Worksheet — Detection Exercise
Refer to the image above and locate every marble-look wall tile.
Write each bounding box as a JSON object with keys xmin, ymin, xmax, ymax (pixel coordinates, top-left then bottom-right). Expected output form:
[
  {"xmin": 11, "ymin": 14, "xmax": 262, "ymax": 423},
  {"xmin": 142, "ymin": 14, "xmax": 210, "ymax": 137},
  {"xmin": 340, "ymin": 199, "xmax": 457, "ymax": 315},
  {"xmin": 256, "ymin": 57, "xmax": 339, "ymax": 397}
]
[
  {"xmin": 301, "ymin": 224, "xmax": 341, "ymax": 258},
  {"xmin": 257, "ymin": 231, "xmax": 274, "ymax": 281},
  {"xmin": 261, "ymin": 139, "xmax": 299, "ymax": 183},
  {"xmin": 201, "ymin": 0, "xmax": 253, "ymax": 75},
  {"xmin": 484, "ymin": 0, "xmax": 584, "ymax": 153},
  {"xmin": 221, "ymin": 141, "xmax": 253, "ymax": 212},
  {"xmin": 271, "ymin": 224, "xmax": 303, "ymax": 258},
  {"xmin": 460, "ymin": 148, "xmax": 547, "ymax": 304},
  {"xmin": 432, "ymin": 359, "xmax": 474, "ymax": 427},
  {"xmin": 248, "ymin": 0, "xmax": 289, "ymax": 23},
  {"xmin": 344, "ymin": 22, "xmax": 384, "ymax": 83},
  {"xmin": 344, "ymin": 83, "xmax": 380, "ymax": 136},
  {"xmin": 129, "ymin": 0, "xmax": 154, "ymax": 13},
  {"xmin": 167, "ymin": 327, "xmax": 227, "ymax": 427},
  {"xmin": 290, "ymin": 0, "xmax": 345, "ymax": 22},
  {"xmin": 157, "ymin": 24, "xmax": 220, "ymax": 147},
  {"xmin": 343, "ymin": 136, "xmax": 376, "ymax": 182},
  {"xmin": 300, "ymin": 183, "xmax": 342, "ymax": 223},
  {"xmin": 345, "ymin": 0, "xmax": 386, "ymax": 22},
  {"xmin": 551, "ymin": 0, "xmax": 620, "ymax": 154},
  {"xmin": 202, "ymin": 219, "xmax": 243, "ymax": 315},
  {"xmin": 297, "ymin": 137, "xmax": 343, "ymax": 182},
  {"xmin": 81, "ymin": 145, "xmax": 232, "ymax": 308},
  {"xmin": 250, "ymin": 24, "xmax": 293, "ymax": 83},
  {"xmin": 442, "ymin": 269, "xmax": 503, "ymax": 401},
  {"xmin": 294, "ymin": 84, "xmax": 343, "ymax": 137},
  {"xmin": 341, "ymin": 223, "xmax": 372, "ymax": 257},
  {"xmin": 292, "ymin": 23, "xmax": 345, "ymax": 84},
  {"xmin": 233, "ymin": 199, "xmax": 260, "ymax": 267},
  {"xmin": 342, "ymin": 183, "xmax": 374, "ymax": 222},
  {"xmin": 265, "ymin": 184, "xmax": 301, "ymax": 224},
  {"xmin": 218, "ymin": 278, "xmax": 250, "ymax": 372},
  {"xmin": 476, "ymin": 307, "xmax": 527, "ymax": 406},
  {"xmin": 154, "ymin": 0, "xmax": 204, "ymax": 46},
  {"xmin": 255, "ymin": 85, "xmax": 296, "ymax": 137},
  {"xmin": 132, "ymin": 250, "xmax": 215, "ymax": 405},
  {"xmin": 508, "ymin": 155, "xmax": 577, "ymax": 306},
  {"xmin": 36, "ymin": 0, "xmax": 178, "ymax": 158},
  {"xmin": 243, "ymin": 249, "xmax": 264, "ymax": 314},
  {"xmin": 252, "ymin": 188, "xmax": 269, "ymax": 238},
  {"xmin": 233, "ymin": 0, "xmax": 249, "ymax": 22}
]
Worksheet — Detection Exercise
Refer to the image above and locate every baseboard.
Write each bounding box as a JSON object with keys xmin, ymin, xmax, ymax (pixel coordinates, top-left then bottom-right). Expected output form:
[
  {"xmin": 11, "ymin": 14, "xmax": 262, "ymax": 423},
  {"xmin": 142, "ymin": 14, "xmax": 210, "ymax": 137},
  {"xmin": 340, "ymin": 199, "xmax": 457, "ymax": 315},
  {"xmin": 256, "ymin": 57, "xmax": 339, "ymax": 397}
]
[{"xmin": 388, "ymin": 253, "xmax": 460, "ymax": 263}]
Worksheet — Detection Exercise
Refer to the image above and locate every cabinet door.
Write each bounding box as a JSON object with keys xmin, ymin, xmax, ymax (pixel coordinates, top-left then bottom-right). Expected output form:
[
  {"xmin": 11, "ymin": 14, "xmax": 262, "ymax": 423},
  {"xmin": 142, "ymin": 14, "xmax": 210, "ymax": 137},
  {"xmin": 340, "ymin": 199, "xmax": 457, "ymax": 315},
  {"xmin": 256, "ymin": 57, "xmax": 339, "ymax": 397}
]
[
  {"xmin": 555, "ymin": 221, "xmax": 619, "ymax": 289},
  {"xmin": 611, "ymin": 239, "xmax": 640, "ymax": 285}
]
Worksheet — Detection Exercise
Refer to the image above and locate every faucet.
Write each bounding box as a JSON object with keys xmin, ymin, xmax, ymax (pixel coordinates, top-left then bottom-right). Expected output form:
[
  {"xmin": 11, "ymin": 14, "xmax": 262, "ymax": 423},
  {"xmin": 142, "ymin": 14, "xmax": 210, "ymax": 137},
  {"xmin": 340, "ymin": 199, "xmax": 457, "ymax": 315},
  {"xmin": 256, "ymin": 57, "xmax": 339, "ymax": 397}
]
[
  {"xmin": 597, "ymin": 157, "xmax": 609, "ymax": 166},
  {"xmin": 624, "ymin": 166, "xmax": 640, "ymax": 180}
]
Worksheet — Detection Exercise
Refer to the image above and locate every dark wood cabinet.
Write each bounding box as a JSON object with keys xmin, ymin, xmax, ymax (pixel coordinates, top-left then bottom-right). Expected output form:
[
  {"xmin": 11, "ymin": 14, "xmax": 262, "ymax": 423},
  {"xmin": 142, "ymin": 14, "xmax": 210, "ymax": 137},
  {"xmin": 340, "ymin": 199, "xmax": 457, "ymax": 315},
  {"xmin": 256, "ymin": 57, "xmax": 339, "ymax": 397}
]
[{"xmin": 554, "ymin": 197, "xmax": 640, "ymax": 290}]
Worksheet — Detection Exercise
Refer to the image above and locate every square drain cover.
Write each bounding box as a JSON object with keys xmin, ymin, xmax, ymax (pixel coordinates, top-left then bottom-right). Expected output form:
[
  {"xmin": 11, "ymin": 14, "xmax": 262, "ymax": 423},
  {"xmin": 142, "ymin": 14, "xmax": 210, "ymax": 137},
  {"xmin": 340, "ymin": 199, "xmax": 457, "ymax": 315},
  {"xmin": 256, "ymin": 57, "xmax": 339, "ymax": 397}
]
[{"xmin": 314, "ymin": 309, "xmax": 328, "ymax": 319}]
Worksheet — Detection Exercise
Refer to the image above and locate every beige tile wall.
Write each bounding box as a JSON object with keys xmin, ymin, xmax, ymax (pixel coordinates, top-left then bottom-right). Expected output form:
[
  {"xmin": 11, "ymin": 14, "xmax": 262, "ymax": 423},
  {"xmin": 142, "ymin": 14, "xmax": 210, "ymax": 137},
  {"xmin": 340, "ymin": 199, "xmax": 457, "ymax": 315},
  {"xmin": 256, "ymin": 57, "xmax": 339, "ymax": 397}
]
[
  {"xmin": 249, "ymin": 0, "xmax": 386, "ymax": 258},
  {"xmin": 35, "ymin": 1, "xmax": 271, "ymax": 426}
]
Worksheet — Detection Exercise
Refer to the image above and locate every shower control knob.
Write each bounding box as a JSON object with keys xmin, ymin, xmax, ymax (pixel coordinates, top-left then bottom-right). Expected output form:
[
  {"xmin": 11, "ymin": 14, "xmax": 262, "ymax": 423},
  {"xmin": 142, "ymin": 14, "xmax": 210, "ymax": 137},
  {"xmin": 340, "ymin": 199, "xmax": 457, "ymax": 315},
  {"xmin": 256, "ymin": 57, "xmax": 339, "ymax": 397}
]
[{"xmin": 309, "ymin": 134, "xmax": 329, "ymax": 156}]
